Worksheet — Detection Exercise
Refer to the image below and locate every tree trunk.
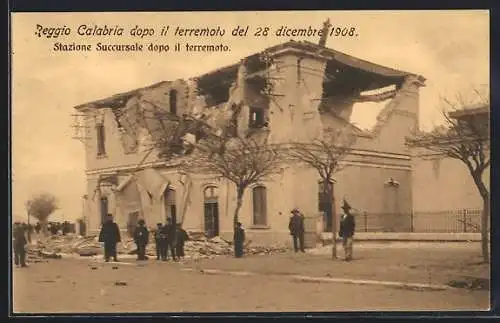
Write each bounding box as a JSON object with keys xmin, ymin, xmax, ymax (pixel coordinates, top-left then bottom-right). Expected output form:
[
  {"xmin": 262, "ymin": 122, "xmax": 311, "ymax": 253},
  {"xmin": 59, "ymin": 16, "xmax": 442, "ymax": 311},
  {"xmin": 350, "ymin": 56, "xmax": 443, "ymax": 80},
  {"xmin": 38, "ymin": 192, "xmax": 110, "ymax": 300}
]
[
  {"xmin": 233, "ymin": 188, "xmax": 245, "ymax": 257},
  {"xmin": 233, "ymin": 188, "xmax": 245, "ymax": 230},
  {"xmin": 481, "ymin": 194, "xmax": 490, "ymax": 263},
  {"xmin": 471, "ymin": 172, "xmax": 490, "ymax": 263},
  {"xmin": 330, "ymin": 192, "xmax": 337, "ymax": 260},
  {"xmin": 40, "ymin": 219, "xmax": 49, "ymax": 237},
  {"xmin": 324, "ymin": 181, "xmax": 337, "ymax": 260}
]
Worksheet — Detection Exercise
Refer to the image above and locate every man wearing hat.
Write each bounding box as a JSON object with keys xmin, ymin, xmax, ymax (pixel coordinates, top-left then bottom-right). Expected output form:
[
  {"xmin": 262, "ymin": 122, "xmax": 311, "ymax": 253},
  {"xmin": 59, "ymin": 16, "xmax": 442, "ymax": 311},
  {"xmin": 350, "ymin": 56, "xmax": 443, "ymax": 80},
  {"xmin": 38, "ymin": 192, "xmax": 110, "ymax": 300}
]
[
  {"xmin": 339, "ymin": 199, "xmax": 356, "ymax": 261},
  {"xmin": 288, "ymin": 208, "xmax": 305, "ymax": 253},
  {"xmin": 98, "ymin": 214, "xmax": 121, "ymax": 262},
  {"xmin": 133, "ymin": 219, "xmax": 150, "ymax": 261}
]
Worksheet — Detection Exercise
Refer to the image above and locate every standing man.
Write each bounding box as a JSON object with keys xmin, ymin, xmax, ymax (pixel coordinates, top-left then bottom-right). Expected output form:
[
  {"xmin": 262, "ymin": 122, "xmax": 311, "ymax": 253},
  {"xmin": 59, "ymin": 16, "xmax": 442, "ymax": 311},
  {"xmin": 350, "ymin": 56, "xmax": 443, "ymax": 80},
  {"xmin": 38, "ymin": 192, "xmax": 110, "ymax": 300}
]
[
  {"xmin": 98, "ymin": 214, "xmax": 121, "ymax": 262},
  {"xmin": 288, "ymin": 208, "xmax": 305, "ymax": 253},
  {"xmin": 22, "ymin": 223, "xmax": 31, "ymax": 244},
  {"xmin": 13, "ymin": 222, "xmax": 28, "ymax": 267},
  {"xmin": 133, "ymin": 219, "xmax": 149, "ymax": 261},
  {"xmin": 163, "ymin": 218, "xmax": 177, "ymax": 261},
  {"xmin": 154, "ymin": 223, "xmax": 163, "ymax": 260},
  {"xmin": 175, "ymin": 223, "xmax": 189, "ymax": 260},
  {"xmin": 233, "ymin": 222, "xmax": 245, "ymax": 258},
  {"xmin": 339, "ymin": 199, "xmax": 356, "ymax": 261}
]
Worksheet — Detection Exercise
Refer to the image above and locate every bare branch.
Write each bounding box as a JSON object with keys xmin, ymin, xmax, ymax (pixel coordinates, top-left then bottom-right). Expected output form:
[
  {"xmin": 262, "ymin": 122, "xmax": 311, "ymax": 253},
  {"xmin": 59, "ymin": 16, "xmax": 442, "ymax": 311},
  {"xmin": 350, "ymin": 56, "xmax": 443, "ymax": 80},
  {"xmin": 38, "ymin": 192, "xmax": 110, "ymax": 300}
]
[
  {"xmin": 406, "ymin": 88, "xmax": 490, "ymax": 199},
  {"xmin": 26, "ymin": 193, "xmax": 59, "ymax": 223},
  {"xmin": 287, "ymin": 127, "xmax": 356, "ymax": 182}
]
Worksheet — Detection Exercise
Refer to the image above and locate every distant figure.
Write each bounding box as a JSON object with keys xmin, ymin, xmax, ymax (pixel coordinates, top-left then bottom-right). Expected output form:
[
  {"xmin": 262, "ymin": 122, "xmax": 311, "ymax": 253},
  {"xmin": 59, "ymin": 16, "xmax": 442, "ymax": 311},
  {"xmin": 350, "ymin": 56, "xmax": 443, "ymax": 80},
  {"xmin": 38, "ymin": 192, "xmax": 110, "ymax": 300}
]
[
  {"xmin": 50, "ymin": 222, "xmax": 59, "ymax": 235},
  {"xmin": 154, "ymin": 223, "xmax": 164, "ymax": 260},
  {"xmin": 338, "ymin": 199, "xmax": 356, "ymax": 261},
  {"xmin": 34, "ymin": 222, "xmax": 41, "ymax": 235},
  {"xmin": 62, "ymin": 221, "xmax": 69, "ymax": 235},
  {"xmin": 175, "ymin": 223, "xmax": 189, "ymax": 259},
  {"xmin": 163, "ymin": 218, "xmax": 177, "ymax": 261},
  {"xmin": 288, "ymin": 208, "xmax": 305, "ymax": 253},
  {"xmin": 233, "ymin": 222, "xmax": 245, "ymax": 258},
  {"xmin": 13, "ymin": 222, "xmax": 28, "ymax": 267},
  {"xmin": 98, "ymin": 214, "xmax": 121, "ymax": 262},
  {"xmin": 133, "ymin": 219, "xmax": 149, "ymax": 261}
]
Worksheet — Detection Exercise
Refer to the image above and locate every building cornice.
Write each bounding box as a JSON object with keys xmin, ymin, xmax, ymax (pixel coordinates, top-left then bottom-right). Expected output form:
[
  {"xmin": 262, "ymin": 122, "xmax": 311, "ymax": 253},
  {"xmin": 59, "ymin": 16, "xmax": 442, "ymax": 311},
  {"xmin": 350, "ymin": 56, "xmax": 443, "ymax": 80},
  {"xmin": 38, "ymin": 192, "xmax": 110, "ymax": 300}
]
[{"xmin": 84, "ymin": 146, "xmax": 410, "ymax": 176}]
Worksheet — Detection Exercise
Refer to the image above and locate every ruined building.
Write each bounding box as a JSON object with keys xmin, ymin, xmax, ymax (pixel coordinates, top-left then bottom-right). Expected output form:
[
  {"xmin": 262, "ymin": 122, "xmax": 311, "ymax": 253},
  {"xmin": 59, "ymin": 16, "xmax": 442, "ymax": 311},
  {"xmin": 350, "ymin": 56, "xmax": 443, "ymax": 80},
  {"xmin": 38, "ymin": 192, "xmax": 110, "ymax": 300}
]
[{"xmin": 73, "ymin": 40, "xmax": 428, "ymax": 246}]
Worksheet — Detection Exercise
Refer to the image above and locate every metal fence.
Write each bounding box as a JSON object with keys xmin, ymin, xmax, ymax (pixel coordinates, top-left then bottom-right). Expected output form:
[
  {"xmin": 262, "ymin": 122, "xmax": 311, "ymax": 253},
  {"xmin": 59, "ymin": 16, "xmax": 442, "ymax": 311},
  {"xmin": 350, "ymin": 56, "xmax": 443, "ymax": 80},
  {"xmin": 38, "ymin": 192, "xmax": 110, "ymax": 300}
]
[{"xmin": 356, "ymin": 209, "xmax": 483, "ymax": 233}]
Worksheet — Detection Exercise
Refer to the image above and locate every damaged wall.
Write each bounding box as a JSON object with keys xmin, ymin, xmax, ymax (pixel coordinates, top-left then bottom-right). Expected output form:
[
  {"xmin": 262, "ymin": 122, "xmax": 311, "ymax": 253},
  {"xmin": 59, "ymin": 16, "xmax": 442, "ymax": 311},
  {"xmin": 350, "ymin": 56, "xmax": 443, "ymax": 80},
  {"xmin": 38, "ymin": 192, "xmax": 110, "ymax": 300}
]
[
  {"xmin": 353, "ymin": 75, "xmax": 424, "ymax": 154},
  {"xmin": 266, "ymin": 52, "xmax": 328, "ymax": 143},
  {"xmin": 80, "ymin": 43, "xmax": 428, "ymax": 243}
]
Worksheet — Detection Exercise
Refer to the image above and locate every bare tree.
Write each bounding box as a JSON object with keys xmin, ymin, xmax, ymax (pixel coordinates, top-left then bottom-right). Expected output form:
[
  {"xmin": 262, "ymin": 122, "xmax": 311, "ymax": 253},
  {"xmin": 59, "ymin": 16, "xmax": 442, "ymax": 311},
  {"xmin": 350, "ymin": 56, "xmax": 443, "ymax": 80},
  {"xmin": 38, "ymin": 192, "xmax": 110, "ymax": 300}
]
[
  {"xmin": 184, "ymin": 135, "xmax": 282, "ymax": 244},
  {"xmin": 26, "ymin": 193, "xmax": 59, "ymax": 236},
  {"xmin": 406, "ymin": 89, "xmax": 490, "ymax": 263},
  {"xmin": 287, "ymin": 127, "xmax": 357, "ymax": 259}
]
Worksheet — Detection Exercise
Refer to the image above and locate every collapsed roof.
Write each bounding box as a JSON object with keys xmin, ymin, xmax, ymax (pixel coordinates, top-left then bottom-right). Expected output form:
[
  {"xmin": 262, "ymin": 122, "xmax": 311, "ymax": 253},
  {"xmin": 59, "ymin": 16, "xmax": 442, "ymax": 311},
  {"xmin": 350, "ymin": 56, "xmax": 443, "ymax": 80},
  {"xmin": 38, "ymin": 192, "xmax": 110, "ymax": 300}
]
[
  {"xmin": 75, "ymin": 40, "xmax": 425, "ymax": 112},
  {"xmin": 194, "ymin": 40, "xmax": 425, "ymax": 97},
  {"xmin": 73, "ymin": 40, "xmax": 426, "ymax": 156}
]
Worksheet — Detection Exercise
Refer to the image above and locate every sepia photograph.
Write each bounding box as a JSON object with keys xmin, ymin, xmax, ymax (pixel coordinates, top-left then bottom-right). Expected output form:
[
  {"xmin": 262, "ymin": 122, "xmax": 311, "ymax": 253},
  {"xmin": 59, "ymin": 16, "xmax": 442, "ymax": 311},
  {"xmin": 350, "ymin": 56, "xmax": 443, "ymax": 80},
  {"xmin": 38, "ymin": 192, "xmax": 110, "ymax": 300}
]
[{"xmin": 10, "ymin": 10, "xmax": 490, "ymax": 314}]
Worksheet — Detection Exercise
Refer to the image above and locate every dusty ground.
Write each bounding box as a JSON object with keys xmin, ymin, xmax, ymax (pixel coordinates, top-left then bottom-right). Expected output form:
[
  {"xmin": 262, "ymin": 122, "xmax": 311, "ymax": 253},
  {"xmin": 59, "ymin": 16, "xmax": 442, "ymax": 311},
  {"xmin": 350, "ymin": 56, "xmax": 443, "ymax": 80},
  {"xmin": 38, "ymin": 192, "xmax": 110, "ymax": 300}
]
[
  {"xmin": 12, "ymin": 242, "xmax": 490, "ymax": 313},
  {"xmin": 181, "ymin": 242, "xmax": 489, "ymax": 286}
]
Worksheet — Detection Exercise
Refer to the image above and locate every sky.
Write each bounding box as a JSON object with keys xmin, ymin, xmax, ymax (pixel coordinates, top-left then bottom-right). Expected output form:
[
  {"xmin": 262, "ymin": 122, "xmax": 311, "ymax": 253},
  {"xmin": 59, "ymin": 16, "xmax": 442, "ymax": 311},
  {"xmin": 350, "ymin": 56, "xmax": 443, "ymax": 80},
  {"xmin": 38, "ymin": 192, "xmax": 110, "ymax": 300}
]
[{"xmin": 11, "ymin": 10, "xmax": 489, "ymax": 222}]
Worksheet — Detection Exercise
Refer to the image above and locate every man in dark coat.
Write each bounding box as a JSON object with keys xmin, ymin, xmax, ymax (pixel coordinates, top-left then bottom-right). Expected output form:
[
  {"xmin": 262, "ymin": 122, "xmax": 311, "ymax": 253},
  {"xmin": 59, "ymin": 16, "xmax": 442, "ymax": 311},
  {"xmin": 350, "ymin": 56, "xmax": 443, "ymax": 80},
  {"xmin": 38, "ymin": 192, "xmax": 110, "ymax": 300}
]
[
  {"xmin": 233, "ymin": 222, "xmax": 245, "ymax": 258},
  {"xmin": 154, "ymin": 223, "xmax": 163, "ymax": 260},
  {"xmin": 175, "ymin": 223, "xmax": 189, "ymax": 259},
  {"xmin": 162, "ymin": 218, "xmax": 177, "ymax": 261},
  {"xmin": 13, "ymin": 222, "xmax": 28, "ymax": 267},
  {"xmin": 22, "ymin": 223, "xmax": 31, "ymax": 244},
  {"xmin": 133, "ymin": 219, "xmax": 149, "ymax": 261},
  {"xmin": 288, "ymin": 208, "xmax": 305, "ymax": 253},
  {"xmin": 34, "ymin": 222, "xmax": 41, "ymax": 235},
  {"xmin": 98, "ymin": 214, "xmax": 121, "ymax": 262},
  {"xmin": 338, "ymin": 199, "xmax": 356, "ymax": 261}
]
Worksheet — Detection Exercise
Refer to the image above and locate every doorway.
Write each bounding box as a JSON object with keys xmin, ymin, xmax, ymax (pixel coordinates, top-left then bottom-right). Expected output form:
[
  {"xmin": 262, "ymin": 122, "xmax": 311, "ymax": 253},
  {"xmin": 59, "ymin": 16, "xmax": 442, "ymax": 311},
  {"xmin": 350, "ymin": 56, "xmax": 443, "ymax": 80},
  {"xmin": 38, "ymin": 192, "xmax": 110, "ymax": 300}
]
[
  {"xmin": 204, "ymin": 186, "xmax": 219, "ymax": 238},
  {"xmin": 127, "ymin": 211, "xmax": 139, "ymax": 237},
  {"xmin": 318, "ymin": 181, "xmax": 334, "ymax": 232},
  {"xmin": 100, "ymin": 196, "xmax": 109, "ymax": 225},
  {"xmin": 164, "ymin": 188, "xmax": 177, "ymax": 224}
]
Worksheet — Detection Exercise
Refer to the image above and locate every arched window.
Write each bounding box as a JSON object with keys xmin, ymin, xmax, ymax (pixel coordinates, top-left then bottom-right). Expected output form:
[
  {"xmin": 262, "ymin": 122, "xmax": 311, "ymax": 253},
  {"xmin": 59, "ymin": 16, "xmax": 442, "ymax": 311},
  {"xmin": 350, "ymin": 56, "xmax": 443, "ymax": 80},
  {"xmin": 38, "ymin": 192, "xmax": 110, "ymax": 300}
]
[
  {"xmin": 252, "ymin": 186, "xmax": 267, "ymax": 226},
  {"xmin": 318, "ymin": 180, "xmax": 334, "ymax": 232},
  {"xmin": 164, "ymin": 188, "xmax": 177, "ymax": 224},
  {"xmin": 204, "ymin": 186, "xmax": 219, "ymax": 238},
  {"xmin": 204, "ymin": 186, "xmax": 219, "ymax": 202},
  {"xmin": 169, "ymin": 89, "xmax": 178, "ymax": 115}
]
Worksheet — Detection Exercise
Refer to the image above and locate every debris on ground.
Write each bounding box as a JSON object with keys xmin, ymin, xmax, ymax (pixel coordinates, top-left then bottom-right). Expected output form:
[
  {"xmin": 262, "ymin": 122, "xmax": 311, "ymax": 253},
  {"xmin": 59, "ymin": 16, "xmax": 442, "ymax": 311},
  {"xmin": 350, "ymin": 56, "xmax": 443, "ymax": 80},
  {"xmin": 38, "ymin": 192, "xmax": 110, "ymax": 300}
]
[
  {"xmin": 27, "ymin": 233, "xmax": 288, "ymax": 260},
  {"xmin": 114, "ymin": 281, "xmax": 128, "ymax": 286},
  {"xmin": 447, "ymin": 278, "xmax": 489, "ymax": 290}
]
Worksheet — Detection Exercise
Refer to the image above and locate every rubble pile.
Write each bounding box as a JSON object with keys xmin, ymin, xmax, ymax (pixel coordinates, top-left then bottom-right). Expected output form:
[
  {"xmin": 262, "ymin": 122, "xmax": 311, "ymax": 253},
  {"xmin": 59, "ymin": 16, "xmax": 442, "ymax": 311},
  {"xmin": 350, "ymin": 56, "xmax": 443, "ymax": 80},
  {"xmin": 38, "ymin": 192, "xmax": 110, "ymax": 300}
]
[
  {"xmin": 27, "ymin": 234, "xmax": 102, "ymax": 258},
  {"xmin": 183, "ymin": 236, "xmax": 234, "ymax": 258},
  {"xmin": 27, "ymin": 233, "xmax": 288, "ymax": 260}
]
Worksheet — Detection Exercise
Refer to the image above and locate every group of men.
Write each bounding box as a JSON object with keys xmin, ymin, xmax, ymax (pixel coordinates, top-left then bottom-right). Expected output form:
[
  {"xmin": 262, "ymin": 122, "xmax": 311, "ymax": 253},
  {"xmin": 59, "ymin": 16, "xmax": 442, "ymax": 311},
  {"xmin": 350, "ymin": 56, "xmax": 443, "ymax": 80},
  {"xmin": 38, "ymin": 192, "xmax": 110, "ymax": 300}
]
[
  {"xmin": 150, "ymin": 218, "xmax": 189, "ymax": 261},
  {"xmin": 288, "ymin": 199, "xmax": 356, "ymax": 261},
  {"xmin": 46, "ymin": 221, "xmax": 74, "ymax": 235},
  {"xmin": 98, "ymin": 214, "xmax": 190, "ymax": 262}
]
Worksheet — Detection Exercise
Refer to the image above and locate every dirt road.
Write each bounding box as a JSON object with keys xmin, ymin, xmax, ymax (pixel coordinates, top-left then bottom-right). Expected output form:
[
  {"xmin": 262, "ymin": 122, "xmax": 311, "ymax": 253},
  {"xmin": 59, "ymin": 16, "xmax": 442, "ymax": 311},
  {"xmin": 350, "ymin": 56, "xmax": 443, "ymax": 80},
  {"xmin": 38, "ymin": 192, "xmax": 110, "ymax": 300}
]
[{"xmin": 13, "ymin": 252, "xmax": 489, "ymax": 313}]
